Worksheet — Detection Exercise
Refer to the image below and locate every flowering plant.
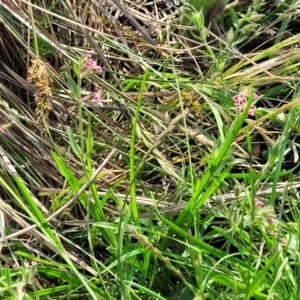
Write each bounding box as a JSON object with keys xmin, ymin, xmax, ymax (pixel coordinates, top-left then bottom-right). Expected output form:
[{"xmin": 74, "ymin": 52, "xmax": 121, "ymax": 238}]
[
  {"xmin": 233, "ymin": 88, "xmax": 259, "ymax": 116},
  {"xmin": 78, "ymin": 54, "xmax": 103, "ymax": 104}
]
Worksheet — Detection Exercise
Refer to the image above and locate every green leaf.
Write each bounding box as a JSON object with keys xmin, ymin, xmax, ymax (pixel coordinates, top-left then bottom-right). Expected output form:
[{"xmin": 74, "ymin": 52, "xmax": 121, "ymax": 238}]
[
  {"xmin": 157, "ymin": 210, "xmax": 249, "ymax": 269},
  {"xmin": 73, "ymin": 62, "xmax": 79, "ymax": 77},
  {"xmin": 67, "ymin": 126, "xmax": 81, "ymax": 158},
  {"xmin": 212, "ymin": 275, "xmax": 267, "ymax": 299},
  {"xmin": 66, "ymin": 73, "xmax": 79, "ymax": 99}
]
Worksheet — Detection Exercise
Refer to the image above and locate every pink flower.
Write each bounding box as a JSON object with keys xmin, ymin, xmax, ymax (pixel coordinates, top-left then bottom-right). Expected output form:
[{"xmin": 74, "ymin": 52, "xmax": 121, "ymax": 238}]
[
  {"xmin": 233, "ymin": 91, "xmax": 247, "ymax": 103},
  {"xmin": 234, "ymin": 97, "xmax": 247, "ymax": 106},
  {"xmin": 255, "ymin": 198, "xmax": 263, "ymax": 207},
  {"xmin": 238, "ymin": 105, "xmax": 257, "ymax": 115},
  {"xmin": 94, "ymin": 65, "xmax": 102, "ymax": 73},
  {"xmin": 93, "ymin": 89, "xmax": 102, "ymax": 104},
  {"xmin": 269, "ymin": 218, "xmax": 275, "ymax": 224},
  {"xmin": 85, "ymin": 60, "xmax": 93, "ymax": 69},
  {"xmin": 233, "ymin": 89, "xmax": 259, "ymax": 116},
  {"xmin": 248, "ymin": 106, "xmax": 257, "ymax": 116},
  {"xmin": 84, "ymin": 55, "xmax": 102, "ymax": 74}
]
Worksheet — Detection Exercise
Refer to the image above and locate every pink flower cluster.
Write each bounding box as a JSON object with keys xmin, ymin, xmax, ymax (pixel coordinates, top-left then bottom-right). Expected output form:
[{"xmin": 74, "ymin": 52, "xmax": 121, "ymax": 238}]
[
  {"xmin": 254, "ymin": 198, "xmax": 275, "ymax": 224},
  {"xmin": 233, "ymin": 89, "xmax": 259, "ymax": 116},
  {"xmin": 85, "ymin": 54, "xmax": 102, "ymax": 74},
  {"xmin": 84, "ymin": 54, "xmax": 103, "ymax": 104},
  {"xmin": 255, "ymin": 198, "xmax": 263, "ymax": 207}
]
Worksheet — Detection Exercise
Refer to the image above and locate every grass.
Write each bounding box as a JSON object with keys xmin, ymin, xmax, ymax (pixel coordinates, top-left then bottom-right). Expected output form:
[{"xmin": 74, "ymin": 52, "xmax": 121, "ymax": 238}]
[{"xmin": 0, "ymin": 0, "xmax": 300, "ymax": 299}]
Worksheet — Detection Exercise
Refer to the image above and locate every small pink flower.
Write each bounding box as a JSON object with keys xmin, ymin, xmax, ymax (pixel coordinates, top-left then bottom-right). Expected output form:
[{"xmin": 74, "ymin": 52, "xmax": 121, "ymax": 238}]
[
  {"xmin": 93, "ymin": 89, "xmax": 102, "ymax": 104},
  {"xmin": 94, "ymin": 65, "xmax": 102, "ymax": 73},
  {"xmin": 85, "ymin": 60, "xmax": 93, "ymax": 69},
  {"xmin": 255, "ymin": 198, "xmax": 263, "ymax": 207},
  {"xmin": 248, "ymin": 106, "xmax": 257, "ymax": 116},
  {"xmin": 234, "ymin": 91, "xmax": 247, "ymax": 102},
  {"xmin": 234, "ymin": 97, "xmax": 246, "ymax": 106},
  {"xmin": 233, "ymin": 89, "xmax": 259, "ymax": 116},
  {"xmin": 84, "ymin": 55, "xmax": 102, "ymax": 74},
  {"xmin": 269, "ymin": 218, "xmax": 275, "ymax": 224}
]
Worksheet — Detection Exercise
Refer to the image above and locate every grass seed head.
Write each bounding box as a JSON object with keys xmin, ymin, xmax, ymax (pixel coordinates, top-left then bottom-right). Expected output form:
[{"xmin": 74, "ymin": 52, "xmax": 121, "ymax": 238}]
[{"xmin": 27, "ymin": 59, "xmax": 52, "ymax": 125}]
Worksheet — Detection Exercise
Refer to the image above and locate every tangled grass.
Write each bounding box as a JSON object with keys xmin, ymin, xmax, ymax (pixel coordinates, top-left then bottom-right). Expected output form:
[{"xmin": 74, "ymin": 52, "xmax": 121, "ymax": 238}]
[{"xmin": 0, "ymin": 0, "xmax": 300, "ymax": 299}]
